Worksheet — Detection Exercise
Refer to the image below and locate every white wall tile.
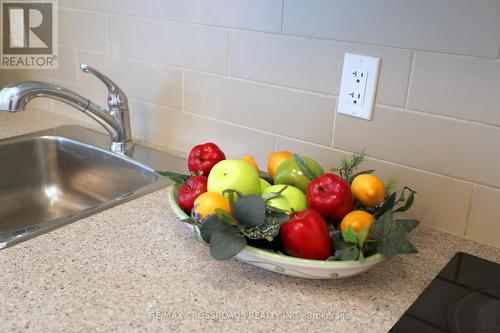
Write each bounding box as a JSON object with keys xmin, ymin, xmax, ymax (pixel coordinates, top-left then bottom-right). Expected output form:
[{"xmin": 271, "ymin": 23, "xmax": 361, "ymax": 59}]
[
  {"xmin": 50, "ymin": 80, "xmax": 108, "ymax": 130},
  {"xmin": 284, "ymin": 0, "xmax": 500, "ymax": 58},
  {"xmin": 59, "ymin": 0, "xmax": 142, "ymax": 16},
  {"xmin": 129, "ymin": 99, "xmax": 275, "ymax": 166},
  {"xmin": 108, "ymin": 16, "xmax": 228, "ymax": 74},
  {"xmin": 276, "ymin": 136, "xmax": 473, "ymax": 235},
  {"xmin": 466, "ymin": 185, "xmax": 500, "ymax": 249},
  {"xmin": 184, "ymin": 71, "xmax": 335, "ymax": 145},
  {"xmin": 0, "ymin": 47, "xmax": 77, "ymax": 85},
  {"xmin": 408, "ymin": 52, "xmax": 500, "ymax": 125},
  {"xmin": 58, "ymin": 9, "xmax": 107, "ymax": 52},
  {"xmin": 230, "ymin": 31, "xmax": 412, "ymax": 106},
  {"xmin": 77, "ymin": 50, "xmax": 183, "ymax": 110},
  {"xmin": 334, "ymin": 106, "xmax": 500, "ymax": 188},
  {"xmin": 143, "ymin": 0, "xmax": 283, "ymax": 33}
]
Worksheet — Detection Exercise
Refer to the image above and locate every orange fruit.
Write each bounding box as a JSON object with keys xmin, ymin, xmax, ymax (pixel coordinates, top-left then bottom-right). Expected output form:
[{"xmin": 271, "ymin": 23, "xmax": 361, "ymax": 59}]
[
  {"xmin": 340, "ymin": 210, "xmax": 375, "ymax": 239},
  {"xmin": 241, "ymin": 155, "xmax": 259, "ymax": 173},
  {"xmin": 268, "ymin": 151, "xmax": 294, "ymax": 180},
  {"xmin": 351, "ymin": 174, "xmax": 385, "ymax": 207},
  {"xmin": 193, "ymin": 192, "xmax": 232, "ymax": 219}
]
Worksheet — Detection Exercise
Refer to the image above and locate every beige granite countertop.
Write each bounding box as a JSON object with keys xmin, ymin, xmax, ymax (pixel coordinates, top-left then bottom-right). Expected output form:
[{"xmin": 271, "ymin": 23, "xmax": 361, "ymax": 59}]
[{"xmin": 1, "ymin": 109, "xmax": 500, "ymax": 332}]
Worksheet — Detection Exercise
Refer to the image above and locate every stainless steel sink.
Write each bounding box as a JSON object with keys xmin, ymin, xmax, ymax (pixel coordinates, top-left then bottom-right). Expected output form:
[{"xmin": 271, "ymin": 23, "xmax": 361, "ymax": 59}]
[{"xmin": 0, "ymin": 126, "xmax": 181, "ymax": 249}]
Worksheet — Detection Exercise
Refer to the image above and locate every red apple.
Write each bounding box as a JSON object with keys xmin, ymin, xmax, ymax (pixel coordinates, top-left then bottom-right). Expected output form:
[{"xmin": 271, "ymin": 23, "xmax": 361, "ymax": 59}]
[
  {"xmin": 307, "ymin": 173, "xmax": 354, "ymax": 225},
  {"xmin": 178, "ymin": 176, "xmax": 208, "ymax": 214},
  {"xmin": 280, "ymin": 208, "xmax": 333, "ymax": 260},
  {"xmin": 188, "ymin": 143, "xmax": 226, "ymax": 176}
]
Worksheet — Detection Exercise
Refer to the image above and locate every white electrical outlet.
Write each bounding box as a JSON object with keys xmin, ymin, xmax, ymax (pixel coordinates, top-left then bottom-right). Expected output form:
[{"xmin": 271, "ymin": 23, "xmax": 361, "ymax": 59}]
[{"xmin": 338, "ymin": 54, "xmax": 380, "ymax": 120}]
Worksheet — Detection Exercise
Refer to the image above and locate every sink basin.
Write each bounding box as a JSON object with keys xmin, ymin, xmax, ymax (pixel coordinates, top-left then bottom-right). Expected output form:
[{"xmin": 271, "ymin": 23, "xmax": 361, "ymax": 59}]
[{"xmin": 0, "ymin": 129, "xmax": 171, "ymax": 249}]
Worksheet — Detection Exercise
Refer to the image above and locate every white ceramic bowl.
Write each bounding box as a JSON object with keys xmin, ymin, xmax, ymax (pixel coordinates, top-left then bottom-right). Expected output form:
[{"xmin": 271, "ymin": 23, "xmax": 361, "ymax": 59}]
[{"xmin": 168, "ymin": 185, "xmax": 384, "ymax": 279}]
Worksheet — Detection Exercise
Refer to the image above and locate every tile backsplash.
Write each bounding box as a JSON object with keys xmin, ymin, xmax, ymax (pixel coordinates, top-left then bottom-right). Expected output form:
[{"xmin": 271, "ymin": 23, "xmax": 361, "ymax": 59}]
[{"xmin": 1, "ymin": 0, "xmax": 499, "ymax": 249}]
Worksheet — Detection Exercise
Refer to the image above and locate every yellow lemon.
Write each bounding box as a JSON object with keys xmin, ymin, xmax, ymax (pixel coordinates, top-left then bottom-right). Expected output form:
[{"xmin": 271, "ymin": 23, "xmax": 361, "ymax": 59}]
[
  {"xmin": 193, "ymin": 192, "xmax": 232, "ymax": 219},
  {"xmin": 351, "ymin": 174, "xmax": 385, "ymax": 207},
  {"xmin": 340, "ymin": 210, "xmax": 375, "ymax": 239}
]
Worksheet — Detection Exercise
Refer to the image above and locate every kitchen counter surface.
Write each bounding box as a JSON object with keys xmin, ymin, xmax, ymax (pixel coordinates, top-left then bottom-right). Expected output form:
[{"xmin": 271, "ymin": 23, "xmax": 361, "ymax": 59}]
[{"xmin": 1, "ymin": 109, "xmax": 500, "ymax": 332}]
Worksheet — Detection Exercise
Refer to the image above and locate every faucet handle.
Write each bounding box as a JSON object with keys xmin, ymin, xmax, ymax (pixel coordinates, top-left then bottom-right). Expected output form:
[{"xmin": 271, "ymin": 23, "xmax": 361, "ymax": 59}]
[{"xmin": 80, "ymin": 64, "xmax": 128, "ymax": 111}]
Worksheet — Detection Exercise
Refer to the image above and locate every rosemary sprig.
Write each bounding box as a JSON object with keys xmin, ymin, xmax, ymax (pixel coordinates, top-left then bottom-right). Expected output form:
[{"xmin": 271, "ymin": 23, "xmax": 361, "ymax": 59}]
[{"xmin": 330, "ymin": 149, "xmax": 368, "ymax": 183}]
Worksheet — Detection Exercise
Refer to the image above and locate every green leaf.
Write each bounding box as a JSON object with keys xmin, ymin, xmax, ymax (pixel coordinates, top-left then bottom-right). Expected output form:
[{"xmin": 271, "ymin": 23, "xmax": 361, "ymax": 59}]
[
  {"xmin": 215, "ymin": 208, "xmax": 238, "ymax": 226},
  {"xmin": 294, "ymin": 154, "xmax": 317, "ymax": 181},
  {"xmin": 375, "ymin": 192, "xmax": 396, "ymax": 219},
  {"xmin": 376, "ymin": 233, "xmax": 417, "ymax": 258},
  {"xmin": 395, "ymin": 219, "xmax": 420, "ymax": 233},
  {"xmin": 199, "ymin": 216, "xmax": 225, "ymax": 243},
  {"xmin": 232, "ymin": 195, "xmax": 266, "ymax": 228},
  {"xmin": 265, "ymin": 205, "xmax": 288, "ymax": 214},
  {"xmin": 394, "ymin": 188, "xmax": 416, "ymax": 213},
  {"xmin": 341, "ymin": 224, "xmax": 358, "ymax": 244},
  {"xmin": 181, "ymin": 217, "xmax": 195, "ymax": 225},
  {"xmin": 267, "ymin": 209, "xmax": 290, "ymax": 224},
  {"xmin": 358, "ymin": 248, "xmax": 365, "ymax": 264},
  {"xmin": 357, "ymin": 227, "xmax": 369, "ymax": 248},
  {"xmin": 222, "ymin": 189, "xmax": 241, "ymax": 205},
  {"xmin": 258, "ymin": 170, "xmax": 273, "ymax": 184},
  {"xmin": 368, "ymin": 210, "xmax": 419, "ymax": 259},
  {"xmin": 369, "ymin": 209, "xmax": 394, "ymax": 240},
  {"xmin": 332, "ymin": 232, "xmax": 347, "ymax": 251},
  {"xmin": 384, "ymin": 177, "xmax": 399, "ymax": 198},
  {"xmin": 156, "ymin": 170, "xmax": 191, "ymax": 183},
  {"xmin": 209, "ymin": 224, "xmax": 247, "ymax": 260},
  {"xmin": 262, "ymin": 185, "xmax": 289, "ymax": 202},
  {"xmin": 339, "ymin": 246, "xmax": 360, "ymax": 261}
]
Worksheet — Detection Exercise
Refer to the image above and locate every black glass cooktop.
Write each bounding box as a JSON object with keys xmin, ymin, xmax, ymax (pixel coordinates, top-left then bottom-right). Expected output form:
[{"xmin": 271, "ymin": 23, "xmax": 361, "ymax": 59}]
[{"xmin": 391, "ymin": 252, "xmax": 500, "ymax": 333}]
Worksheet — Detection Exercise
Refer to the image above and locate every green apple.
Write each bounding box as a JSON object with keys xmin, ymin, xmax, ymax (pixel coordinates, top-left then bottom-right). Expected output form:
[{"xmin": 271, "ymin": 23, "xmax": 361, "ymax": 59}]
[
  {"xmin": 262, "ymin": 184, "xmax": 307, "ymax": 214},
  {"xmin": 260, "ymin": 178, "xmax": 271, "ymax": 193},
  {"xmin": 207, "ymin": 160, "xmax": 261, "ymax": 196},
  {"xmin": 274, "ymin": 155, "xmax": 324, "ymax": 193}
]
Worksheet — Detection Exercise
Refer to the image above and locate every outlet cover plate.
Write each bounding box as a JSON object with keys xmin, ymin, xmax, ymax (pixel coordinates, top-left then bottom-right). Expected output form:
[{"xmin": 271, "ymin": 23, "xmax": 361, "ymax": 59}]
[{"xmin": 338, "ymin": 53, "xmax": 380, "ymax": 120}]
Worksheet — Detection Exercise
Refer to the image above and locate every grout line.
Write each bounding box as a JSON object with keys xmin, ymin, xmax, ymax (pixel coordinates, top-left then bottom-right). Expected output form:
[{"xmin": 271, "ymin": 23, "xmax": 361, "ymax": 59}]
[
  {"xmin": 404, "ymin": 51, "xmax": 415, "ymax": 108},
  {"xmin": 280, "ymin": 0, "xmax": 285, "ymax": 34},
  {"xmin": 282, "ymin": 32, "xmax": 499, "ymax": 61},
  {"xmin": 181, "ymin": 70, "xmax": 185, "ymax": 112},
  {"xmin": 273, "ymin": 136, "xmax": 278, "ymax": 151},
  {"xmin": 226, "ymin": 32, "xmax": 231, "ymax": 76},
  {"xmin": 181, "ymin": 67, "xmax": 336, "ymax": 98},
  {"xmin": 104, "ymin": 14, "xmax": 110, "ymax": 55},
  {"xmin": 463, "ymin": 185, "xmax": 476, "ymax": 237},
  {"xmin": 384, "ymin": 103, "xmax": 500, "ymax": 130},
  {"xmin": 330, "ymin": 97, "xmax": 338, "ymax": 147}
]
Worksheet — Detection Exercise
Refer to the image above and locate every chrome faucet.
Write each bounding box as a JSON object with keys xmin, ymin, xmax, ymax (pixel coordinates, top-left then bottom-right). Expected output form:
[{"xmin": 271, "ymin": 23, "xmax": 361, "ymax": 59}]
[{"xmin": 0, "ymin": 64, "xmax": 134, "ymax": 154}]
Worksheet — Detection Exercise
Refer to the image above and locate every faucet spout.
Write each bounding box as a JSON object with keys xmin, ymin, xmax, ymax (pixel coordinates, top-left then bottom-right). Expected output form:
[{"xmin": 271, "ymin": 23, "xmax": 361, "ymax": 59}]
[
  {"xmin": 0, "ymin": 66, "xmax": 134, "ymax": 155},
  {"xmin": 0, "ymin": 81, "xmax": 90, "ymax": 112}
]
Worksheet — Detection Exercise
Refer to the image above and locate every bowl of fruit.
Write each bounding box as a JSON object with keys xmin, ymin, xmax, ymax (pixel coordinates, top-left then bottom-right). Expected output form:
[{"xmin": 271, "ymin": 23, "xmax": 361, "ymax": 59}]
[{"xmin": 161, "ymin": 143, "xmax": 419, "ymax": 279}]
